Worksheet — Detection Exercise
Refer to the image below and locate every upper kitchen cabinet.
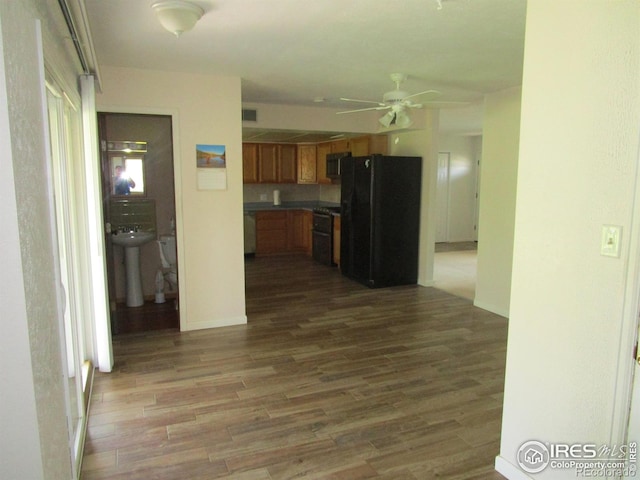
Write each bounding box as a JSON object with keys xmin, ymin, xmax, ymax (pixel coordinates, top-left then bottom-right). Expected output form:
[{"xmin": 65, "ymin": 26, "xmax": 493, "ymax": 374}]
[
  {"xmin": 297, "ymin": 144, "xmax": 317, "ymax": 184},
  {"xmin": 330, "ymin": 138, "xmax": 350, "ymax": 153},
  {"xmin": 279, "ymin": 144, "xmax": 297, "ymax": 183},
  {"xmin": 350, "ymin": 135, "xmax": 389, "ymax": 156},
  {"xmin": 242, "ymin": 143, "xmax": 259, "ymax": 183},
  {"xmin": 258, "ymin": 144, "xmax": 279, "ymax": 183},
  {"xmin": 349, "ymin": 136, "xmax": 369, "ymax": 157},
  {"xmin": 244, "ymin": 143, "xmax": 297, "ymax": 184},
  {"xmin": 368, "ymin": 135, "xmax": 389, "ymax": 155},
  {"xmin": 242, "ymin": 135, "xmax": 388, "ymax": 184}
]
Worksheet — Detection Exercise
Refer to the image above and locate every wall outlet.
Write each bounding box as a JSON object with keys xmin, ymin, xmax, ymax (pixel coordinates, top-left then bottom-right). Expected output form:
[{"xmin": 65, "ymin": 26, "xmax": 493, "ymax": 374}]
[
  {"xmin": 259, "ymin": 193, "xmax": 267, "ymax": 201},
  {"xmin": 601, "ymin": 225, "xmax": 622, "ymax": 258}
]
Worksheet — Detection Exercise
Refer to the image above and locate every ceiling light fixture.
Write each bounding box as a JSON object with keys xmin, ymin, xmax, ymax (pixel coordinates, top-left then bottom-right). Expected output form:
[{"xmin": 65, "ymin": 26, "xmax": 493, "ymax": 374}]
[
  {"xmin": 151, "ymin": 1, "xmax": 204, "ymax": 37},
  {"xmin": 379, "ymin": 111, "xmax": 395, "ymax": 128},
  {"xmin": 395, "ymin": 110, "xmax": 413, "ymax": 128},
  {"xmin": 379, "ymin": 107, "xmax": 413, "ymax": 129}
]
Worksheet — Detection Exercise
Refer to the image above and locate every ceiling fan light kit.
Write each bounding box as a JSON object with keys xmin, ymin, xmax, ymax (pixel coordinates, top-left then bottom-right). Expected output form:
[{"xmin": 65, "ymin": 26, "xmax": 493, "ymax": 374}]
[
  {"xmin": 337, "ymin": 73, "xmax": 438, "ymax": 129},
  {"xmin": 151, "ymin": 0, "xmax": 204, "ymax": 37},
  {"xmin": 379, "ymin": 109, "xmax": 413, "ymax": 128}
]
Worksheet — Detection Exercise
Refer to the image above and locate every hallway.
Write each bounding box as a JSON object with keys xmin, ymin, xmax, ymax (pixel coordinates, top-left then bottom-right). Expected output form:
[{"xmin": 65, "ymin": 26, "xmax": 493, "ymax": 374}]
[{"xmin": 434, "ymin": 242, "xmax": 478, "ymax": 301}]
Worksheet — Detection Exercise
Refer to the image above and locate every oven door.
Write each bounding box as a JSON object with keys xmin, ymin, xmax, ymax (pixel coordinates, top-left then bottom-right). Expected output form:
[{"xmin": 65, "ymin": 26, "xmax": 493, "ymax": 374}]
[
  {"xmin": 312, "ymin": 231, "xmax": 332, "ymax": 266},
  {"xmin": 312, "ymin": 212, "xmax": 334, "ymax": 266}
]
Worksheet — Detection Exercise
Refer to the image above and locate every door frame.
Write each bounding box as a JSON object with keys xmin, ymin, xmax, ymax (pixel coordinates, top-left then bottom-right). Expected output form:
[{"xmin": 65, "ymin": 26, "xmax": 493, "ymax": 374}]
[
  {"xmin": 95, "ymin": 105, "xmax": 186, "ymax": 331},
  {"xmin": 436, "ymin": 152, "xmax": 450, "ymax": 243},
  {"xmin": 612, "ymin": 128, "xmax": 640, "ymax": 449}
]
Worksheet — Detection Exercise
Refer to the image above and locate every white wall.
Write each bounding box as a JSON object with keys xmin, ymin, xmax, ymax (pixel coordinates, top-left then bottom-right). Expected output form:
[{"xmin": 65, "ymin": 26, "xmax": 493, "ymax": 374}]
[
  {"xmin": 438, "ymin": 134, "xmax": 481, "ymax": 242},
  {"xmin": 474, "ymin": 87, "xmax": 521, "ymax": 317},
  {"xmin": 0, "ymin": 14, "xmax": 46, "ymax": 480},
  {"xmin": 0, "ymin": 0, "xmax": 80, "ymax": 478},
  {"xmin": 97, "ymin": 66, "xmax": 246, "ymax": 331},
  {"xmin": 497, "ymin": 2, "xmax": 640, "ymax": 479}
]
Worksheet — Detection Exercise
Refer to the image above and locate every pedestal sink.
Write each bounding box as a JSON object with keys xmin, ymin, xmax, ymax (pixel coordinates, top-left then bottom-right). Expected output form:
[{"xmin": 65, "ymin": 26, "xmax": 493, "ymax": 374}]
[{"xmin": 112, "ymin": 231, "xmax": 155, "ymax": 307}]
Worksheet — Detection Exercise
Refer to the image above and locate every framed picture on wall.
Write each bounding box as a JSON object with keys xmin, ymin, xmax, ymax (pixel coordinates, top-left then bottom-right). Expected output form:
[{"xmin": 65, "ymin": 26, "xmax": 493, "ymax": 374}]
[{"xmin": 196, "ymin": 144, "xmax": 227, "ymax": 190}]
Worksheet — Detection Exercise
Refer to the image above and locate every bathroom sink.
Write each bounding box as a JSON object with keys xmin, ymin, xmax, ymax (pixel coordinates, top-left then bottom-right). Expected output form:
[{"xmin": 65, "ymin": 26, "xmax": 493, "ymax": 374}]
[
  {"xmin": 111, "ymin": 231, "xmax": 156, "ymax": 307},
  {"xmin": 112, "ymin": 231, "xmax": 155, "ymax": 247}
]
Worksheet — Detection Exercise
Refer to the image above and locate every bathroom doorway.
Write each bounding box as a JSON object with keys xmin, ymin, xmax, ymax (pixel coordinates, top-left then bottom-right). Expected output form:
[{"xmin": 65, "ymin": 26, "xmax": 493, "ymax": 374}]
[{"xmin": 97, "ymin": 113, "xmax": 179, "ymax": 334}]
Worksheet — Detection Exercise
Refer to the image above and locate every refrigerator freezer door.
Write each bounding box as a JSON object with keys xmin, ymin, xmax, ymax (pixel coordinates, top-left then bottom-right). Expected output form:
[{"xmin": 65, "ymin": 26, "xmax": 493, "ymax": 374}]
[
  {"xmin": 351, "ymin": 157, "xmax": 373, "ymax": 283},
  {"xmin": 341, "ymin": 155, "xmax": 422, "ymax": 288}
]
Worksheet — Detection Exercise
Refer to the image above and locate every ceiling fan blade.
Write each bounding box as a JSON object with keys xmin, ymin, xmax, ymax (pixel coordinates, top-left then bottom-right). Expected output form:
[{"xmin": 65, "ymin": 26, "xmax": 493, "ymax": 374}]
[
  {"xmin": 402, "ymin": 89, "xmax": 441, "ymax": 101},
  {"xmin": 340, "ymin": 97, "xmax": 386, "ymax": 106},
  {"xmin": 337, "ymin": 106, "xmax": 391, "ymax": 114}
]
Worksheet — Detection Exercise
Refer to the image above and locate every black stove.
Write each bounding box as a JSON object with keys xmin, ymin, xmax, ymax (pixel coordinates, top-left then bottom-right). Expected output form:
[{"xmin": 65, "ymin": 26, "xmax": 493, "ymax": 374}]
[
  {"xmin": 312, "ymin": 206, "xmax": 341, "ymax": 215},
  {"xmin": 311, "ymin": 207, "xmax": 339, "ymax": 266}
]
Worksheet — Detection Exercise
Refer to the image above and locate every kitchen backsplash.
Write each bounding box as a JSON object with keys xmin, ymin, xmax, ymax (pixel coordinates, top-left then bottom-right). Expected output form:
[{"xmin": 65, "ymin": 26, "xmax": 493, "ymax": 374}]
[
  {"xmin": 318, "ymin": 184, "xmax": 340, "ymax": 204},
  {"xmin": 243, "ymin": 183, "xmax": 341, "ymax": 204}
]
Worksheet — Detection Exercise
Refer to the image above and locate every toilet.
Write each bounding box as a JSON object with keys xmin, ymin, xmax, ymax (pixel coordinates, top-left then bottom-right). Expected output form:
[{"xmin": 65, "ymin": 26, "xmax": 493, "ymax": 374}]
[{"xmin": 157, "ymin": 234, "xmax": 178, "ymax": 293}]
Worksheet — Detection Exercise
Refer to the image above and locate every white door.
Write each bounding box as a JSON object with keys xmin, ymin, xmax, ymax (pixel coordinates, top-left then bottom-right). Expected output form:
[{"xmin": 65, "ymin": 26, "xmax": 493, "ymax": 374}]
[{"xmin": 436, "ymin": 152, "xmax": 450, "ymax": 243}]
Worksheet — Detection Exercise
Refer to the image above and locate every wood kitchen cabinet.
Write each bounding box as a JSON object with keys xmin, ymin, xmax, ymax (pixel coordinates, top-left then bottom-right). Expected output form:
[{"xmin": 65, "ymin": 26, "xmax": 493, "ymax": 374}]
[
  {"xmin": 255, "ymin": 211, "xmax": 289, "ymax": 255},
  {"xmin": 297, "ymin": 144, "xmax": 317, "ymax": 184},
  {"xmin": 243, "ymin": 135, "xmax": 388, "ymax": 184},
  {"xmin": 287, "ymin": 210, "xmax": 313, "ymax": 253},
  {"xmin": 258, "ymin": 144, "xmax": 279, "ymax": 183},
  {"xmin": 349, "ymin": 135, "xmax": 389, "ymax": 157},
  {"xmin": 242, "ymin": 143, "xmax": 259, "ymax": 183},
  {"xmin": 368, "ymin": 134, "xmax": 389, "ymax": 155},
  {"xmin": 255, "ymin": 209, "xmax": 313, "ymax": 256},
  {"xmin": 279, "ymin": 144, "xmax": 297, "ymax": 183},
  {"xmin": 331, "ymin": 138, "xmax": 350, "ymax": 153},
  {"xmin": 349, "ymin": 136, "xmax": 369, "ymax": 157},
  {"xmin": 333, "ymin": 215, "xmax": 341, "ymax": 266},
  {"xmin": 303, "ymin": 210, "xmax": 313, "ymax": 255},
  {"xmin": 247, "ymin": 143, "xmax": 297, "ymax": 184}
]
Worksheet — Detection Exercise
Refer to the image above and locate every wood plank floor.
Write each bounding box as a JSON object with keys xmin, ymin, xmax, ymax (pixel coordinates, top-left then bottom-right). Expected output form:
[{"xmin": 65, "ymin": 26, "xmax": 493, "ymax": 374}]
[
  {"xmin": 81, "ymin": 255, "xmax": 507, "ymax": 479},
  {"xmin": 111, "ymin": 298, "xmax": 180, "ymax": 335}
]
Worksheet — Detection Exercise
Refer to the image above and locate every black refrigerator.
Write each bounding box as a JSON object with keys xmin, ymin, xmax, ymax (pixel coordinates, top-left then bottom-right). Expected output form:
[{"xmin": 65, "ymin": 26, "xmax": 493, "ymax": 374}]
[{"xmin": 340, "ymin": 154, "xmax": 422, "ymax": 288}]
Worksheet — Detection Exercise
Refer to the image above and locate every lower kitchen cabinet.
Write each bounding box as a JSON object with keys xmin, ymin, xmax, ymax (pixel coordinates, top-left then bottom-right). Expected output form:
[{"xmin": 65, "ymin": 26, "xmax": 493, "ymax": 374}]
[
  {"xmin": 288, "ymin": 210, "xmax": 313, "ymax": 253},
  {"xmin": 255, "ymin": 210, "xmax": 313, "ymax": 256},
  {"xmin": 255, "ymin": 211, "xmax": 288, "ymax": 255}
]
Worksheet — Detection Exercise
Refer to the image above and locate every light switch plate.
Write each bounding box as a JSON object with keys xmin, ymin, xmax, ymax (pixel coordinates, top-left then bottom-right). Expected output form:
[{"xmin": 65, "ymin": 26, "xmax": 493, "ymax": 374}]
[{"xmin": 601, "ymin": 225, "xmax": 622, "ymax": 258}]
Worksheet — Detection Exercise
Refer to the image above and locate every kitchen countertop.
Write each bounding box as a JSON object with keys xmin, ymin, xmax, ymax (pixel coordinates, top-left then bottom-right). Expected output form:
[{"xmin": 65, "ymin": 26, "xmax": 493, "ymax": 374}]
[{"xmin": 244, "ymin": 201, "xmax": 340, "ymax": 214}]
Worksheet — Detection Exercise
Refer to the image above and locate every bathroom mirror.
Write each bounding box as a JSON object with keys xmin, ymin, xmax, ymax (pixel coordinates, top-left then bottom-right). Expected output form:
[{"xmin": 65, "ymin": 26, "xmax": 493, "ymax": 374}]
[
  {"xmin": 108, "ymin": 141, "xmax": 147, "ymax": 197},
  {"xmin": 110, "ymin": 153, "xmax": 146, "ymax": 196}
]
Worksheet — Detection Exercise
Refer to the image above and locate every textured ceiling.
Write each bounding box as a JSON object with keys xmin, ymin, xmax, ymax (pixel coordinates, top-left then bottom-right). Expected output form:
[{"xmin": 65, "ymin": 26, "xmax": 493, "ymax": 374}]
[{"xmin": 84, "ymin": 0, "xmax": 526, "ymax": 138}]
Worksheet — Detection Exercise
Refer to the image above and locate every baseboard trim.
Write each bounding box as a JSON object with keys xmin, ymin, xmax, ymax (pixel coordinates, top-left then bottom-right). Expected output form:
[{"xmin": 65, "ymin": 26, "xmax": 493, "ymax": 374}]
[
  {"xmin": 473, "ymin": 299, "xmax": 509, "ymax": 318},
  {"xmin": 181, "ymin": 315, "xmax": 247, "ymax": 331},
  {"xmin": 495, "ymin": 455, "xmax": 531, "ymax": 480}
]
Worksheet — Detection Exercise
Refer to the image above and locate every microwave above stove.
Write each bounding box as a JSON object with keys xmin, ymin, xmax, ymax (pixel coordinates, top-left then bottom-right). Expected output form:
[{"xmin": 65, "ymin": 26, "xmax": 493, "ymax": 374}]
[{"xmin": 326, "ymin": 152, "xmax": 351, "ymax": 178}]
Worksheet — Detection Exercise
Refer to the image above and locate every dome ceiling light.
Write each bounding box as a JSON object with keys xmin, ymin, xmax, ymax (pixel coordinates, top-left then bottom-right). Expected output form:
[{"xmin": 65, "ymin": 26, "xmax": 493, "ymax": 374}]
[{"xmin": 151, "ymin": 1, "xmax": 204, "ymax": 37}]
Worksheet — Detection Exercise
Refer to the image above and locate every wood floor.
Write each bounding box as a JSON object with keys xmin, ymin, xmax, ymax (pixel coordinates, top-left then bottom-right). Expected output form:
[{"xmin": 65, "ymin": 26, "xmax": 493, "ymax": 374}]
[
  {"xmin": 111, "ymin": 298, "xmax": 180, "ymax": 335},
  {"xmin": 82, "ymin": 255, "xmax": 507, "ymax": 479}
]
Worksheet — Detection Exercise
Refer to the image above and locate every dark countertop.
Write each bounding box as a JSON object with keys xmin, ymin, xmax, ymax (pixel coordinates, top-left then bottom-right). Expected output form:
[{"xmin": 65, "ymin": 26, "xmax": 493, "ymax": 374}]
[{"xmin": 244, "ymin": 201, "xmax": 340, "ymax": 214}]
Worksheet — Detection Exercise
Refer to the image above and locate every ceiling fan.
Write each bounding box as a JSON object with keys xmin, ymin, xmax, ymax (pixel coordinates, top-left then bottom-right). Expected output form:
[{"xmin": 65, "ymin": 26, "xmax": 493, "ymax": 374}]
[{"xmin": 337, "ymin": 73, "xmax": 440, "ymax": 128}]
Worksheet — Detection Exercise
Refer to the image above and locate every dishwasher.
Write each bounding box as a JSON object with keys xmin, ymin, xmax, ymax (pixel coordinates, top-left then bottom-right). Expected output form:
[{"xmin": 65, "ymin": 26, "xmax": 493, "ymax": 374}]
[{"xmin": 243, "ymin": 212, "xmax": 256, "ymax": 256}]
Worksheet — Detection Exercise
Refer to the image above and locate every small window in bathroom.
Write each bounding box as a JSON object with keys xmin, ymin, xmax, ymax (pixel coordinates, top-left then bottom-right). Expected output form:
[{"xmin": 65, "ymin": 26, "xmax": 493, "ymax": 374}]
[{"xmin": 110, "ymin": 153, "xmax": 146, "ymax": 196}]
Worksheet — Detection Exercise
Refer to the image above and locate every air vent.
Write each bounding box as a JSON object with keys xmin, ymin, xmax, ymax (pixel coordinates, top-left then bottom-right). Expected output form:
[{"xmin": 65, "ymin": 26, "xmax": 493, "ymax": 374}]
[{"xmin": 242, "ymin": 109, "xmax": 257, "ymax": 122}]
